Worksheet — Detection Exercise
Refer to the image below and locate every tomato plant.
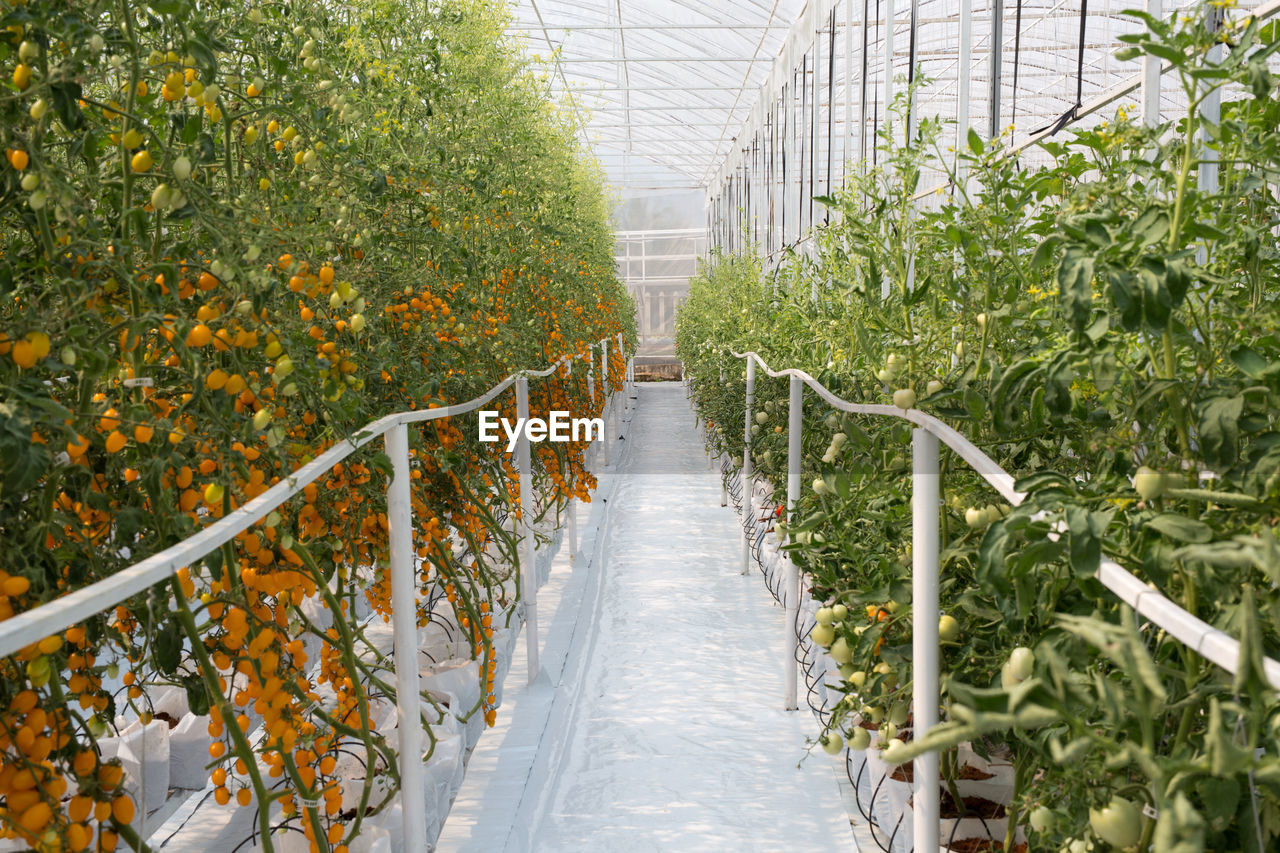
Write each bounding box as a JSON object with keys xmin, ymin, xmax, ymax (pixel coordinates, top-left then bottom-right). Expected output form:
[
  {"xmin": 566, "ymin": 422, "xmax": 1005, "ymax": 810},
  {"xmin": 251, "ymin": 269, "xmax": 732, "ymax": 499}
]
[
  {"xmin": 680, "ymin": 5, "xmax": 1280, "ymax": 850},
  {"xmin": 0, "ymin": 0, "xmax": 632, "ymax": 850}
]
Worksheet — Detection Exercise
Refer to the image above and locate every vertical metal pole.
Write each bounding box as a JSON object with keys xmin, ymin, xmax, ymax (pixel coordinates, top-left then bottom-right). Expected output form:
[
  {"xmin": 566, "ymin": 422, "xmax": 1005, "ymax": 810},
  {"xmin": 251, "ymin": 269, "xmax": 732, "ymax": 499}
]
[
  {"xmin": 515, "ymin": 378, "xmax": 540, "ymax": 685},
  {"xmin": 742, "ymin": 358, "xmax": 756, "ymax": 575},
  {"xmin": 989, "ymin": 0, "xmax": 1003, "ymax": 140},
  {"xmin": 845, "ymin": 0, "xmax": 854, "ymax": 179},
  {"xmin": 784, "ymin": 376, "xmax": 802, "ymax": 711},
  {"xmin": 1141, "ymin": 0, "xmax": 1162, "ymax": 128},
  {"xmin": 567, "ymin": 497, "xmax": 577, "ymax": 561},
  {"xmin": 858, "ymin": 0, "xmax": 870, "ymax": 169},
  {"xmin": 883, "ymin": 0, "xmax": 895, "ymax": 138},
  {"xmin": 617, "ymin": 332, "xmax": 626, "ymax": 412},
  {"xmin": 907, "ymin": 0, "xmax": 918, "ymax": 141},
  {"xmin": 957, "ymin": 0, "xmax": 972, "ymax": 183},
  {"xmin": 587, "ymin": 355, "xmax": 596, "ymax": 470},
  {"xmin": 600, "ymin": 339, "xmax": 610, "ymax": 468},
  {"xmin": 1199, "ymin": 7, "xmax": 1222, "ymax": 195},
  {"xmin": 911, "ymin": 428, "xmax": 940, "ymax": 852},
  {"xmin": 385, "ymin": 422, "xmax": 427, "ymax": 853}
]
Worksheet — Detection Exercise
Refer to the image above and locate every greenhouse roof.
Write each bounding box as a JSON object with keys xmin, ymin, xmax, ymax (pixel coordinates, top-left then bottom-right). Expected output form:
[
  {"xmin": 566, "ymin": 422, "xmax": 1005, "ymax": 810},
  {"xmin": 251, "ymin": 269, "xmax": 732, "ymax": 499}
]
[{"xmin": 506, "ymin": 0, "xmax": 809, "ymax": 190}]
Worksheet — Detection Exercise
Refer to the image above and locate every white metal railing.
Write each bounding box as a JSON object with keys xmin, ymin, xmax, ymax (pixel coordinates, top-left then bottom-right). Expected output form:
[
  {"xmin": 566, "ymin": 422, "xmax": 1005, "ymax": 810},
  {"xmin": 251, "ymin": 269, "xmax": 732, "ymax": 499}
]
[
  {"xmin": 727, "ymin": 348, "xmax": 1280, "ymax": 852},
  {"xmin": 0, "ymin": 332, "xmax": 630, "ymax": 853}
]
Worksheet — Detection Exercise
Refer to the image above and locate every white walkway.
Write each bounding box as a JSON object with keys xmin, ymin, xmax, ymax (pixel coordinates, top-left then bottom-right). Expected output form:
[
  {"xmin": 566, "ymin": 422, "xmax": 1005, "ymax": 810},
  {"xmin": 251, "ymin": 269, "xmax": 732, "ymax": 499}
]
[{"xmin": 437, "ymin": 383, "xmax": 852, "ymax": 852}]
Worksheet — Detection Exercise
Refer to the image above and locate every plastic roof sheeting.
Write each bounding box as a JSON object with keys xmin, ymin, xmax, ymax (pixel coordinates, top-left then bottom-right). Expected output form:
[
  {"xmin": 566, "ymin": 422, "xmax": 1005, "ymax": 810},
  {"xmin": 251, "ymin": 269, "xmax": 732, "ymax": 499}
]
[{"xmin": 506, "ymin": 0, "xmax": 809, "ymax": 190}]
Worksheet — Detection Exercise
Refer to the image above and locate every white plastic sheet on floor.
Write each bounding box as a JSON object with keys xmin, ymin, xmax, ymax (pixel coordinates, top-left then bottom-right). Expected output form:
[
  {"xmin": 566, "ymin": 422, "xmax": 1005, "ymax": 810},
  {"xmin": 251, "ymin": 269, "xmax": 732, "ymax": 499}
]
[{"xmin": 438, "ymin": 383, "xmax": 853, "ymax": 852}]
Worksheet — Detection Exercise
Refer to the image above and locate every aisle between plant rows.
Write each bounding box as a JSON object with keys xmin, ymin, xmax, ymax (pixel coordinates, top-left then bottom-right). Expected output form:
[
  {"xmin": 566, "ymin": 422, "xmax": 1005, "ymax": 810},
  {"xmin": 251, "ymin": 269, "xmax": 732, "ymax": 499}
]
[{"xmin": 439, "ymin": 382, "xmax": 853, "ymax": 853}]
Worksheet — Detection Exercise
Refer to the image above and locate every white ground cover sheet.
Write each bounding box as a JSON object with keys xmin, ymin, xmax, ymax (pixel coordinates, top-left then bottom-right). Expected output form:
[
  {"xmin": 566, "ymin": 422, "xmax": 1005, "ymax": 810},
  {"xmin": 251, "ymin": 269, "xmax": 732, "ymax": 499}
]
[{"xmin": 438, "ymin": 383, "xmax": 852, "ymax": 852}]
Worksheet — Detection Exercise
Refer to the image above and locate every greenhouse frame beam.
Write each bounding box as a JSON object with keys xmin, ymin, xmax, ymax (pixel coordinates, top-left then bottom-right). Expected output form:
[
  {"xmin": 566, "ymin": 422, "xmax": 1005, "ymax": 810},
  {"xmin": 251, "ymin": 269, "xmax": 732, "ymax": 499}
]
[
  {"xmin": 557, "ymin": 56, "xmax": 776, "ymax": 62},
  {"xmin": 509, "ymin": 23, "xmax": 794, "ymax": 30},
  {"xmin": 525, "ymin": 0, "xmax": 591, "ymax": 141}
]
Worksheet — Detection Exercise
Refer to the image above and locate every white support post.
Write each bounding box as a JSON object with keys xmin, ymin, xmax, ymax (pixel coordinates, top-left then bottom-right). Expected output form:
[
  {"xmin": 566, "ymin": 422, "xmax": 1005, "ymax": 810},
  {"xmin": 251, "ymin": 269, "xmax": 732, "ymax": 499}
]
[
  {"xmin": 742, "ymin": 359, "xmax": 756, "ymax": 575},
  {"xmin": 617, "ymin": 332, "xmax": 626, "ymax": 413},
  {"xmin": 784, "ymin": 375, "xmax": 803, "ymax": 711},
  {"xmin": 1199, "ymin": 6, "xmax": 1222, "ymax": 195},
  {"xmin": 989, "ymin": 0, "xmax": 1003, "ymax": 140},
  {"xmin": 385, "ymin": 423, "xmax": 427, "ymax": 853},
  {"xmin": 567, "ymin": 497, "xmax": 578, "ymax": 561},
  {"xmin": 587, "ymin": 358, "xmax": 596, "ymax": 471},
  {"xmin": 515, "ymin": 378, "xmax": 540, "ymax": 685},
  {"xmin": 1141, "ymin": 0, "xmax": 1162, "ymax": 128},
  {"xmin": 957, "ymin": 0, "xmax": 972, "ymax": 184},
  {"xmin": 911, "ymin": 428, "xmax": 941, "ymax": 852},
  {"xmin": 883, "ymin": 0, "xmax": 895, "ymax": 139},
  {"xmin": 601, "ymin": 340, "xmax": 610, "ymax": 469},
  {"xmin": 844, "ymin": 0, "xmax": 854, "ymax": 181}
]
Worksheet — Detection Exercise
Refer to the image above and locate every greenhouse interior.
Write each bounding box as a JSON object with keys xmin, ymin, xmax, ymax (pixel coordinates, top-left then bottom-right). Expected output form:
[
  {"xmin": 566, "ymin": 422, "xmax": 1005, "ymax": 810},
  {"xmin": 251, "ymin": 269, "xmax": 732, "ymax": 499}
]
[{"xmin": 1, "ymin": 0, "xmax": 1279, "ymax": 850}]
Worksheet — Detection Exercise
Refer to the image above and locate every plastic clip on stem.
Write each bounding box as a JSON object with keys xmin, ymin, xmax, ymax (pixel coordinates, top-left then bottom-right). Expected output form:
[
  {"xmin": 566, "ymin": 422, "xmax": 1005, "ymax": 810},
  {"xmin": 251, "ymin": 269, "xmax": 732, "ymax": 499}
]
[
  {"xmin": 741, "ymin": 358, "xmax": 756, "ymax": 575},
  {"xmin": 785, "ymin": 375, "xmax": 802, "ymax": 711},
  {"xmin": 912, "ymin": 427, "xmax": 941, "ymax": 851},
  {"xmin": 516, "ymin": 377, "xmax": 540, "ymax": 685},
  {"xmin": 385, "ymin": 423, "xmax": 427, "ymax": 853}
]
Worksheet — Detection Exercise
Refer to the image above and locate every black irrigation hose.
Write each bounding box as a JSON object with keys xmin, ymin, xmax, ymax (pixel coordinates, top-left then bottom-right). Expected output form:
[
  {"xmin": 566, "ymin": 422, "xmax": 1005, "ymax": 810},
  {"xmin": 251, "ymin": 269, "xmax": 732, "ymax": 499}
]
[{"xmin": 729, "ymin": 473, "xmax": 1003, "ymax": 853}]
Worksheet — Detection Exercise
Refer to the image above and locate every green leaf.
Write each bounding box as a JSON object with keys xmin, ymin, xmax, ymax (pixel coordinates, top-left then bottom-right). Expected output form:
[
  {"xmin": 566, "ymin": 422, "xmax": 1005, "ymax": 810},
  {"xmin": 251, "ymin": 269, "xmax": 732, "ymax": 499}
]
[
  {"xmin": 1065, "ymin": 505, "xmax": 1110, "ymax": 577},
  {"xmin": 1142, "ymin": 41, "xmax": 1187, "ymax": 66},
  {"xmin": 1229, "ymin": 346, "xmax": 1280, "ymax": 380},
  {"xmin": 1030, "ymin": 235, "xmax": 1062, "ymax": 271},
  {"xmin": 153, "ymin": 619, "xmax": 183, "ymax": 675},
  {"xmin": 1146, "ymin": 513, "xmax": 1213, "ymax": 543},
  {"xmin": 49, "ymin": 81, "xmax": 85, "ymax": 131},
  {"xmin": 182, "ymin": 673, "xmax": 211, "ymax": 716},
  {"xmin": 967, "ymin": 128, "xmax": 984, "ymax": 154},
  {"xmin": 1198, "ymin": 395, "xmax": 1244, "ymax": 470},
  {"xmin": 184, "ymin": 35, "xmax": 218, "ymax": 76},
  {"xmin": 1057, "ymin": 246, "xmax": 1094, "ymax": 335},
  {"xmin": 1131, "ymin": 206, "xmax": 1169, "ymax": 246}
]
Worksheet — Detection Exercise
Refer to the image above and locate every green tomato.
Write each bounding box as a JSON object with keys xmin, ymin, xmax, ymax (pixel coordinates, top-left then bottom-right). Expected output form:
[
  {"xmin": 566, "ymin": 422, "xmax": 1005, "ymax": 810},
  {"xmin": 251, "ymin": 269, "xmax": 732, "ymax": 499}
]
[
  {"xmin": 848, "ymin": 726, "xmax": 871, "ymax": 750},
  {"xmin": 881, "ymin": 737, "xmax": 908, "ymax": 765},
  {"xmin": 830, "ymin": 636, "xmax": 853, "ymax": 664},
  {"xmin": 1134, "ymin": 466, "xmax": 1165, "ymax": 501},
  {"xmin": 26, "ymin": 655, "xmax": 51, "ymax": 688},
  {"xmin": 892, "ymin": 388, "xmax": 917, "ymax": 410},
  {"xmin": 755, "ymin": 411, "xmax": 769, "ymax": 424},
  {"xmin": 815, "ymin": 606, "xmax": 835, "ymax": 626},
  {"xmin": 938, "ymin": 614, "xmax": 960, "ymax": 642},
  {"xmin": 847, "ymin": 670, "xmax": 866, "ymax": 689},
  {"xmin": 1029, "ymin": 806, "xmax": 1054, "ymax": 834},
  {"xmin": 831, "ymin": 603, "xmax": 848, "ymax": 621},
  {"xmin": 1089, "ymin": 797, "xmax": 1142, "ymax": 848},
  {"xmin": 1008, "ymin": 646, "xmax": 1035, "ymax": 681},
  {"xmin": 810, "ymin": 623, "xmax": 836, "ymax": 648},
  {"xmin": 820, "ymin": 732, "xmax": 844, "ymax": 755}
]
